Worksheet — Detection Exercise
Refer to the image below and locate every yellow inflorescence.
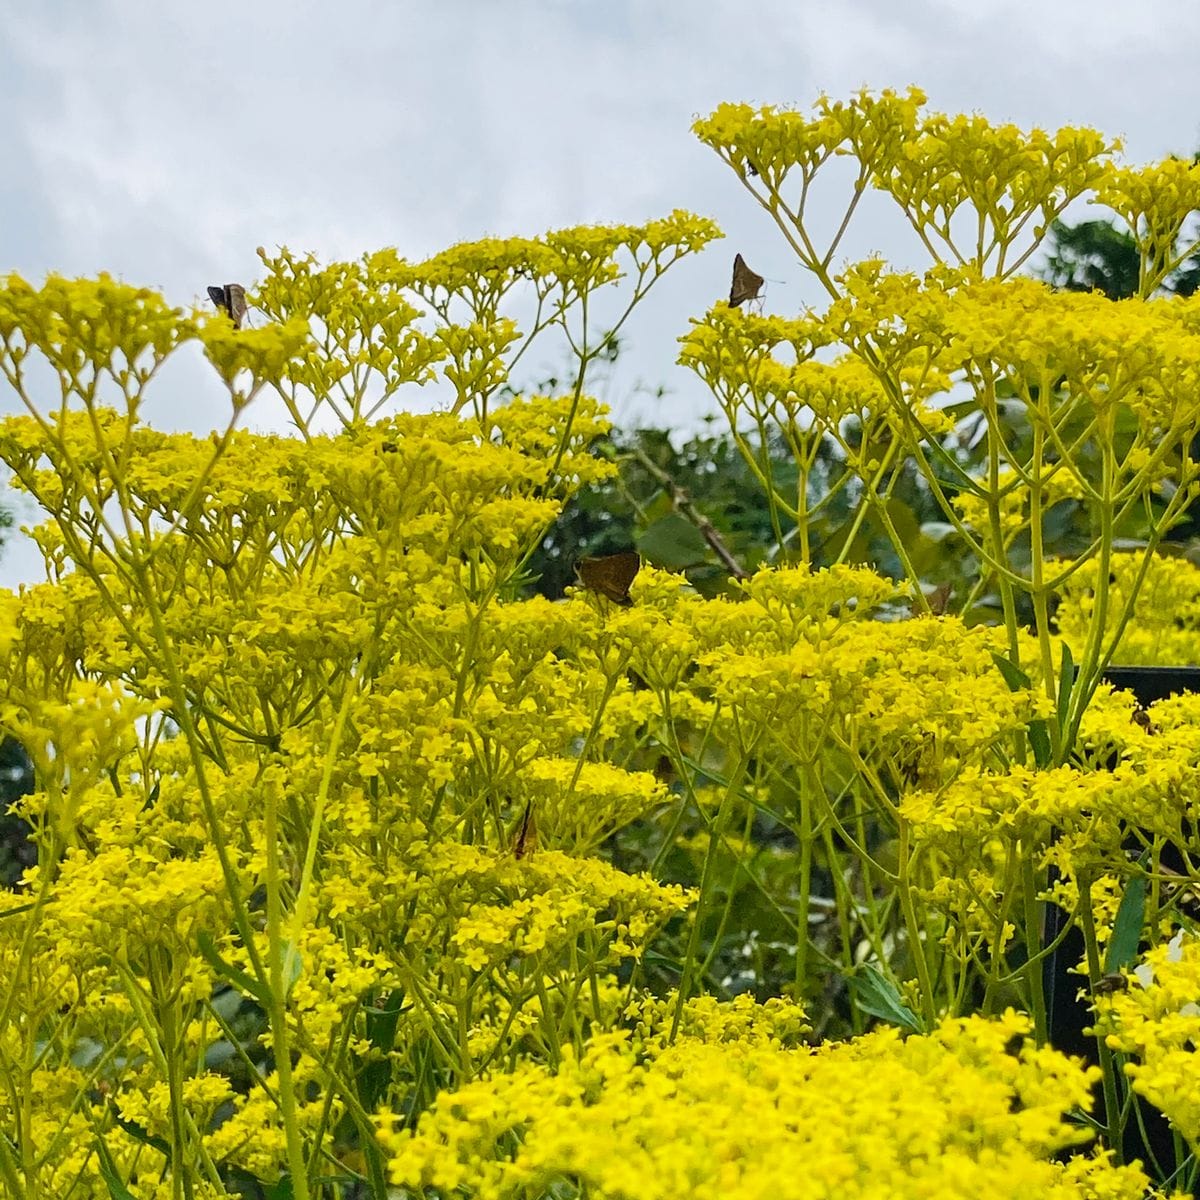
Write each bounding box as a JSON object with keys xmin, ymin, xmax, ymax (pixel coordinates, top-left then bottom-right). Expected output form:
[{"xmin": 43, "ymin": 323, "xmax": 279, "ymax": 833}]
[
  {"xmin": 378, "ymin": 1008, "xmax": 1150, "ymax": 1200},
  {"xmin": 4, "ymin": 98, "xmax": 1200, "ymax": 1198}
]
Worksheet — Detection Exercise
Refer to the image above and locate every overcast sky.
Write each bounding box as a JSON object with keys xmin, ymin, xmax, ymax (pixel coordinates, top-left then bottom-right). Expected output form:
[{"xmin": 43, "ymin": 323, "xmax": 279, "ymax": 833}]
[{"xmin": 3, "ymin": 0, "xmax": 1200, "ymax": 586}]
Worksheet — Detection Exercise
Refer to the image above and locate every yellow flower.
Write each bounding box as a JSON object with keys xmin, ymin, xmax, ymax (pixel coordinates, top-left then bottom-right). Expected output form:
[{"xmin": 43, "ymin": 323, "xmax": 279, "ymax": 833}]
[{"xmin": 379, "ymin": 1010, "xmax": 1146, "ymax": 1200}]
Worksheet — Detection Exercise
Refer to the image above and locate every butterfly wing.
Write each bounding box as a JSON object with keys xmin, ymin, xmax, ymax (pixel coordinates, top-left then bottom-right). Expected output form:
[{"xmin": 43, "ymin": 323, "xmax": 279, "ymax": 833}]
[
  {"xmin": 208, "ymin": 283, "xmax": 247, "ymax": 328},
  {"xmin": 576, "ymin": 551, "xmax": 641, "ymax": 605},
  {"xmin": 225, "ymin": 283, "xmax": 248, "ymax": 330},
  {"xmin": 729, "ymin": 254, "xmax": 764, "ymax": 307}
]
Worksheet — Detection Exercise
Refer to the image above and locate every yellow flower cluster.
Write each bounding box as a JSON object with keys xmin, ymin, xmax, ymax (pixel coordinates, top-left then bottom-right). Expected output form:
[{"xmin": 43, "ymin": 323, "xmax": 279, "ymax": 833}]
[
  {"xmin": 693, "ymin": 89, "xmax": 929, "ymax": 197},
  {"xmin": 0, "ymin": 220, "xmax": 738, "ymax": 1193},
  {"xmin": 693, "ymin": 89, "xmax": 1114, "ymax": 277},
  {"xmin": 7, "ymin": 93, "xmax": 1200, "ymax": 1194},
  {"xmin": 684, "ymin": 570, "xmax": 1042, "ymax": 778},
  {"xmin": 1098, "ymin": 159, "xmax": 1200, "ymax": 292},
  {"xmin": 900, "ymin": 680, "xmax": 1200, "ymax": 969},
  {"xmin": 685, "ymin": 90, "xmax": 1200, "ymax": 785},
  {"xmin": 263, "ymin": 211, "xmax": 720, "ymax": 422},
  {"xmin": 1100, "ymin": 930, "xmax": 1200, "ymax": 1149},
  {"xmin": 379, "ymin": 1008, "xmax": 1150, "ymax": 1200},
  {"xmin": 1057, "ymin": 550, "xmax": 1200, "ymax": 666}
]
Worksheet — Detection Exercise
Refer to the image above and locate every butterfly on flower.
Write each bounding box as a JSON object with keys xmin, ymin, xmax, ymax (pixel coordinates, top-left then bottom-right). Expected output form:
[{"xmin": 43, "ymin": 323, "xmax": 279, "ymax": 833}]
[
  {"xmin": 911, "ymin": 582, "xmax": 952, "ymax": 617},
  {"xmin": 207, "ymin": 283, "xmax": 248, "ymax": 330},
  {"xmin": 575, "ymin": 551, "xmax": 640, "ymax": 605},
  {"xmin": 729, "ymin": 254, "xmax": 764, "ymax": 307}
]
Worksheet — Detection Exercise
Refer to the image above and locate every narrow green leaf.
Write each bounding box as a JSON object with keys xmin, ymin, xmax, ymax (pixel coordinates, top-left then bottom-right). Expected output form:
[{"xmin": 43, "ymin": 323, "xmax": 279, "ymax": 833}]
[
  {"xmin": 365, "ymin": 987, "xmax": 405, "ymax": 1054},
  {"xmin": 990, "ymin": 651, "xmax": 1031, "ymax": 693},
  {"xmin": 1027, "ymin": 719, "xmax": 1052, "ymax": 768},
  {"xmin": 358, "ymin": 989, "xmax": 409, "ymax": 1110},
  {"xmin": 281, "ymin": 940, "xmax": 303, "ymax": 1000},
  {"xmin": 847, "ymin": 964, "xmax": 923, "ymax": 1032},
  {"xmin": 1056, "ymin": 642, "xmax": 1075, "ymax": 740},
  {"xmin": 93, "ymin": 1137, "xmax": 136, "ymax": 1200},
  {"xmin": 1105, "ymin": 874, "xmax": 1147, "ymax": 973},
  {"xmin": 264, "ymin": 1175, "xmax": 295, "ymax": 1200},
  {"xmin": 197, "ymin": 932, "xmax": 267, "ymax": 1005},
  {"xmin": 140, "ymin": 780, "xmax": 161, "ymax": 813},
  {"xmin": 109, "ymin": 1112, "xmax": 171, "ymax": 1157}
]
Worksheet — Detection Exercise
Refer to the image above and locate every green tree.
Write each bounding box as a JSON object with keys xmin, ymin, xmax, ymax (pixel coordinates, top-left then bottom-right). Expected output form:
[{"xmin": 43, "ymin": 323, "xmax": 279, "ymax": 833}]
[
  {"xmin": 1040, "ymin": 214, "xmax": 1200, "ymax": 299},
  {"xmin": 1039, "ymin": 218, "xmax": 1143, "ymax": 299}
]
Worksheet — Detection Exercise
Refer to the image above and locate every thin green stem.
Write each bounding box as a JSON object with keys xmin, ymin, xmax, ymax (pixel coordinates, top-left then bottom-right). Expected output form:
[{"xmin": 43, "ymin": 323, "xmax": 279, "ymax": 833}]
[
  {"xmin": 670, "ymin": 748, "xmax": 752, "ymax": 1040},
  {"xmin": 1078, "ymin": 876, "xmax": 1124, "ymax": 1161}
]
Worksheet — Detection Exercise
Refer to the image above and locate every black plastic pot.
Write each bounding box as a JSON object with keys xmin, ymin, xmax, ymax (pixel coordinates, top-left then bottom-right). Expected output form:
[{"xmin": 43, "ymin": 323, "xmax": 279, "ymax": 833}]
[
  {"xmin": 1101, "ymin": 666, "xmax": 1200, "ymax": 706},
  {"xmin": 1043, "ymin": 665, "xmax": 1200, "ymax": 1181}
]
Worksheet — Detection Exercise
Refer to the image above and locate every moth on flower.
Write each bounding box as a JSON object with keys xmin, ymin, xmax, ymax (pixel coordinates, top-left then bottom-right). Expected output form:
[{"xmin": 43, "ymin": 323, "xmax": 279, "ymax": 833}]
[{"xmin": 207, "ymin": 282, "xmax": 248, "ymax": 330}]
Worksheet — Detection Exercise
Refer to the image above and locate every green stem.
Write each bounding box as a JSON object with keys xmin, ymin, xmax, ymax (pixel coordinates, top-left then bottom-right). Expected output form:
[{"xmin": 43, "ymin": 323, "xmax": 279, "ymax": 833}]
[
  {"xmin": 897, "ymin": 820, "xmax": 937, "ymax": 1026},
  {"xmin": 794, "ymin": 758, "xmax": 816, "ymax": 997},
  {"xmin": 1027, "ymin": 407, "xmax": 1063, "ymax": 763},
  {"xmin": 670, "ymin": 748, "xmax": 752, "ymax": 1040},
  {"xmin": 154, "ymin": 965, "xmax": 194, "ymax": 1200},
  {"xmin": 263, "ymin": 771, "xmax": 312, "ymax": 1200},
  {"xmin": 1064, "ymin": 418, "xmax": 1116, "ymax": 752},
  {"xmin": 1078, "ymin": 876, "xmax": 1124, "ymax": 1161},
  {"xmin": 0, "ymin": 1133, "xmax": 24, "ymax": 1200},
  {"xmin": 1020, "ymin": 853, "xmax": 1048, "ymax": 1042}
]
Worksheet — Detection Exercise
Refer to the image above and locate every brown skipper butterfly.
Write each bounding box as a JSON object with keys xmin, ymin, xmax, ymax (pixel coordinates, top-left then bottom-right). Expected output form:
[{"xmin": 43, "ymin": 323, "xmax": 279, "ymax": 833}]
[
  {"xmin": 576, "ymin": 551, "xmax": 640, "ymax": 606},
  {"xmin": 208, "ymin": 282, "xmax": 248, "ymax": 330},
  {"xmin": 729, "ymin": 254, "xmax": 764, "ymax": 307}
]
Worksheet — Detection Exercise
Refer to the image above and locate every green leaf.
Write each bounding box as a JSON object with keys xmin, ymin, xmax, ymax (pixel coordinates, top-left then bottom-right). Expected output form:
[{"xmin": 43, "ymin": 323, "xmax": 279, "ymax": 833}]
[
  {"xmin": 197, "ymin": 932, "xmax": 267, "ymax": 1005},
  {"xmin": 990, "ymin": 651, "xmax": 1053, "ymax": 764},
  {"xmin": 1105, "ymin": 874, "xmax": 1147, "ymax": 973},
  {"xmin": 636, "ymin": 514, "xmax": 709, "ymax": 569},
  {"xmin": 281, "ymin": 941, "xmax": 303, "ymax": 1000},
  {"xmin": 365, "ymin": 987, "xmax": 406, "ymax": 1054},
  {"xmin": 941, "ymin": 398, "xmax": 986, "ymax": 420},
  {"xmin": 1027, "ymin": 719, "xmax": 1052, "ymax": 768},
  {"xmin": 1056, "ymin": 641, "xmax": 1075, "ymax": 740},
  {"xmin": 210, "ymin": 984, "xmax": 244, "ymax": 1022},
  {"xmin": 990, "ymin": 651, "xmax": 1031, "ymax": 692},
  {"xmin": 847, "ymin": 964, "xmax": 923, "ymax": 1032},
  {"xmin": 357, "ymin": 988, "xmax": 408, "ymax": 1110},
  {"xmin": 140, "ymin": 780, "xmax": 161, "ymax": 813},
  {"xmin": 93, "ymin": 1137, "xmax": 137, "ymax": 1200},
  {"xmin": 71, "ymin": 1038, "xmax": 104, "ymax": 1070},
  {"xmin": 918, "ymin": 521, "xmax": 958, "ymax": 544},
  {"xmin": 109, "ymin": 1112, "xmax": 171, "ymax": 1157}
]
